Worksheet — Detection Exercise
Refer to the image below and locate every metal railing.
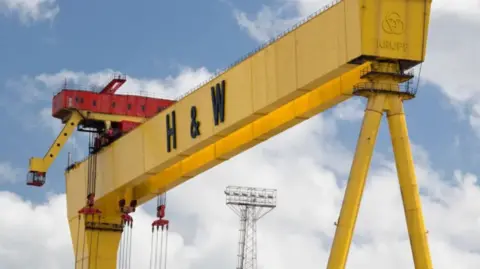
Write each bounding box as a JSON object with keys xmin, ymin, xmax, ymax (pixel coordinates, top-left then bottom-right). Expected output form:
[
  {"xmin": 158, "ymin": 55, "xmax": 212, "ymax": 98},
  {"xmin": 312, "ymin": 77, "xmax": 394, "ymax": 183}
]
[
  {"xmin": 115, "ymin": 91, "xmax": 169, "ymax": 99},
  {"xmin": 53, "ymin": 73, "xmax": 127, "ymax": 96},
  {"xmin": 360, "ymin": 63, "xmax": 414, "ymax": 78},
  {"xmin": 353, "ymin": 79, "xmax": 417, "ymax": 96}
]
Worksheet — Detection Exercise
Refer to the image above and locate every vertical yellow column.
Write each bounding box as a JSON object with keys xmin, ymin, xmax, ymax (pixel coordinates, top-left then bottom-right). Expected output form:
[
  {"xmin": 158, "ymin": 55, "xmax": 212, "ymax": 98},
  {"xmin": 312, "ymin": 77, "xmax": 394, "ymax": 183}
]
[
  {"xmin": 326, "ymin": 94, "xmax": 385, "ymax": 269},
  {"xmin": 71, "ymin": 216, "xmax": 122, "ymax": 269},
  {"xmin": 386, "ymin": 97, "xmax": 433, "ymax": 269}
]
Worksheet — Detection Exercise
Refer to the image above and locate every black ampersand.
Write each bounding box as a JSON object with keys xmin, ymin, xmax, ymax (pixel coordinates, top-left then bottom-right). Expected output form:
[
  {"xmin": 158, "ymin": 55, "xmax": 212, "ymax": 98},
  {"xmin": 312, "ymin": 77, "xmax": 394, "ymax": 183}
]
[{"xmin": 190, "ymin": 106, "xmax": 201, "ymax": 139}]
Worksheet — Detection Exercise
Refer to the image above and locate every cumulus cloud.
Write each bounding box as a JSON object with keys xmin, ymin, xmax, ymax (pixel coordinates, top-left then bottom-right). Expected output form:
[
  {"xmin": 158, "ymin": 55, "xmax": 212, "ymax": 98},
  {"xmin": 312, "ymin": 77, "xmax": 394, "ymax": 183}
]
[
  {"xmin": 8, "ymin": 67, "xmax": 213, "ymax": 104},
  {"xmin": 331, "ymin": 98, "xmax": 365, "ymax": 122},
  {"xmin": 431, "ymin": 0, "xmax": 480, "ymax": 18},
  {"xmin": 2, "ymin": 112, "xmax": 480, "ymax": 268},
  {"xmin": 232, "ymin": 0, "xmax": 333, "ymax": 44},
  {"xmin": 294, "ymin": 0, "xmax": 337, "ymax": 17},
  {"xmin": 0, "ymin": 0, "xmax": 59, "ymax": 24},
  {"xmin": 234, "ymin": 5, "xmax": 299, "ymax": 43},
  {"xmin": 404, "ymin": 4, "xmax": 480, "ymax": 136}
]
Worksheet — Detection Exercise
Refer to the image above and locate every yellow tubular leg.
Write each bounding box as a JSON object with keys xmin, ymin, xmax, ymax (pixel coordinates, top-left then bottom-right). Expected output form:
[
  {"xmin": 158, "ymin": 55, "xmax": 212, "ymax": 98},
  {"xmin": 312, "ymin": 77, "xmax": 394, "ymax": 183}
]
[
  {"xmin": 326, "ymin": 94, "xmax": 386, "ymax": 269},
  {"xmin": 386, "ymin": 97, "xmax": 433, "ymax": 269}
]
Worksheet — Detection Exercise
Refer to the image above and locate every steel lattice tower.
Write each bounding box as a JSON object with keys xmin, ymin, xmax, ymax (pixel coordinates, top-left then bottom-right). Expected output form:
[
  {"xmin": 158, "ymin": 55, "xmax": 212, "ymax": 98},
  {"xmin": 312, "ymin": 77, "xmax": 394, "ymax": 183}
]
[{"xmin": 225, "ymin": 186, "xmax": 277, "ymax": 269}]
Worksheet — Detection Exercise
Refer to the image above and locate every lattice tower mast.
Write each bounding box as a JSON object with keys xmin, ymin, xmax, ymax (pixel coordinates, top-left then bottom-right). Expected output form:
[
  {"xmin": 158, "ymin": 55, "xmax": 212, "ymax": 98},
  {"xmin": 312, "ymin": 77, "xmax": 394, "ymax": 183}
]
[{"xmin": 225, "ymin": 186, "xmax": 277, "ymax": 269}]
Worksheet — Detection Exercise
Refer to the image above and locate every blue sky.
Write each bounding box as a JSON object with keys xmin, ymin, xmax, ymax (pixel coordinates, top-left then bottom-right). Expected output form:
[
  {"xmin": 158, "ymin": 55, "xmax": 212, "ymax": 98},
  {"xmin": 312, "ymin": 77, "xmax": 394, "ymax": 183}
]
[
  {"xmin": 2, "ymin": 0, "xmax": 480, "ymax": 268},
  {"xmin": 0, "ymin": 0, "xmax": 260, "ymax": 78}
]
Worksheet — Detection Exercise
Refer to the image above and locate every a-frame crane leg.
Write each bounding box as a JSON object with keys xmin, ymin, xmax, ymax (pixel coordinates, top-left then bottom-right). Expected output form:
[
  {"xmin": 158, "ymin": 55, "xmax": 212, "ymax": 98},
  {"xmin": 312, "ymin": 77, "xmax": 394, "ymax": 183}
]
[
  {"xmin": 326, "ymin": 61, "xmax": 433, "ymax": 269},
  {"xmin": 326, "ymin": 93, "xmax": 384, "ymax": 269},
  {"xmin": 387, "ymin": 97, "xmax": 433, "ymax": 268}
]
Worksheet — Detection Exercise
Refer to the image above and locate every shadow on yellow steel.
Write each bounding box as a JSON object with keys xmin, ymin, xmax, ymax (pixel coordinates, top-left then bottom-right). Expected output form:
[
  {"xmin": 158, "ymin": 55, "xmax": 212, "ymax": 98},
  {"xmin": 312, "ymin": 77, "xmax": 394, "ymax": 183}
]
[{"xmin": 64, "ymin": 0, "xmax": 432, "ymax": 268}]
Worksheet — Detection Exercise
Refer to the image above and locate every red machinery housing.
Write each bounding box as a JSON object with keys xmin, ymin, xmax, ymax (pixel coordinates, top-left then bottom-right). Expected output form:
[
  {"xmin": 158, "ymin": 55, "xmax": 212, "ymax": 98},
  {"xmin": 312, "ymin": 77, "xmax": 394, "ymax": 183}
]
[
  {"xmin": 52, "ymin": 76, "xmax": 174, "ymax": 118},
  {"xmin": 52, "ymin": 90, "xmax": 174, "ymax": 119},
  {"xmin": 53, "ymin": 75, "xmax": 175, "ymax": 151}
]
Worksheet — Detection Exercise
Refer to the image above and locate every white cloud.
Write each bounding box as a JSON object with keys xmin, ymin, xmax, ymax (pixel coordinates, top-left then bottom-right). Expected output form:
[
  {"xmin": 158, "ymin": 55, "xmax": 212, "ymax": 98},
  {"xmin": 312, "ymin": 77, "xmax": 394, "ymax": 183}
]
[
  {"xmin": 290, "ymin": 0, "xmax": 337, "ymax": 18},
  {"xmin": 3, "ymin": 111, "xmax": 480, "ymax": 268},
  {"xmin": 0, "ymin": 0, "xmax": 59, "ymax": 24},
  {"xmin": 234, "ymin": 5, "xmax": 299, "ymax": 43},
  {"xmin": 416, "ymin": 6, "xmax": 480, "ymax": 137},
  {"xmin": 431, "ymin": 0, "xmax": 480, "ymax": 18},
  {"xmin": 332, "ymin": 98, "xmax": 365, "ymax": 122},
  {"xmin": 0, "ymin": 162, "xmax": 21, "ymax": 184},
  {"xmin": 232, "ymin": 0, "xmax": 337, "ymax": 44},
  {"xmin": 422, "ymin": 13, "xmax": 480, "ymax": 104},
  {"xmin": 15, "ymin": 67, "xmax": 213, "ymax": 103}
]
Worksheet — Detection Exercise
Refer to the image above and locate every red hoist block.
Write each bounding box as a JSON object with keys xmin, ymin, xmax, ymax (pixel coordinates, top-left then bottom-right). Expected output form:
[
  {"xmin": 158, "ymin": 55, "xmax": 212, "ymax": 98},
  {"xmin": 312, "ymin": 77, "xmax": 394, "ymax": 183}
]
[
  {"xmin": 78, "ymin": 194, "xmax": 102, "ymax": 216},
  {"xmin": 152, "ymin": 205, "xmax": 169, "ymax": 230},
  {"xmin": 121, "ymin": 214, "xmax": 133, "ymax": 226},
  {"xmin": 119, "ymin": 199, "xmax": 137, "ymax": 226}
]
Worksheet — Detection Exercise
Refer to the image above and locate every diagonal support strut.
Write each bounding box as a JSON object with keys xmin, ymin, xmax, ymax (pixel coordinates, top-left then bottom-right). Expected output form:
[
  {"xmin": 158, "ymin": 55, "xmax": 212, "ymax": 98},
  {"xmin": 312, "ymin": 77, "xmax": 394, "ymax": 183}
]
[
  {"xmin": 387, "ymin": 97, "xmax": 433, "ymax": 268},
  {"xmin": 327, "ymin": 93, "xmax": 385, "ymax": 268}
]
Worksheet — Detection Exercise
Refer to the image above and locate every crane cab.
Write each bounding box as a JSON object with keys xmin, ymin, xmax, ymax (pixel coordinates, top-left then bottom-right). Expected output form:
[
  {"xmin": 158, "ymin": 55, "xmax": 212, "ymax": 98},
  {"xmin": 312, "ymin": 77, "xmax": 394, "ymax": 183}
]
[{"xmin": 26, "ymin": 171, "xmax": 46, "ymax": 187}]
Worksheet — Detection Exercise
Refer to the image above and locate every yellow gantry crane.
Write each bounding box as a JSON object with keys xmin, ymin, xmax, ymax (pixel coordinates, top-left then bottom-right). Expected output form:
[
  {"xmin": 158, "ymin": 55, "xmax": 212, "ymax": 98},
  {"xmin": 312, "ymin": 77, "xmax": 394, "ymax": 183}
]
[{"xmin": 27, "ymin": 0, "xmax": 433, "ymax": 268}]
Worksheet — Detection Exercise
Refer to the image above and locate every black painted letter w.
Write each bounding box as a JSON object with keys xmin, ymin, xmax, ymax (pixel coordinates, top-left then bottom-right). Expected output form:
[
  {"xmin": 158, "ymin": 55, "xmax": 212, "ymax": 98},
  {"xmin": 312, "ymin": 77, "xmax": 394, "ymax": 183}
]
[{"xmin": 211, "ymin": 80, "xmax": 225, "ymax": 126}]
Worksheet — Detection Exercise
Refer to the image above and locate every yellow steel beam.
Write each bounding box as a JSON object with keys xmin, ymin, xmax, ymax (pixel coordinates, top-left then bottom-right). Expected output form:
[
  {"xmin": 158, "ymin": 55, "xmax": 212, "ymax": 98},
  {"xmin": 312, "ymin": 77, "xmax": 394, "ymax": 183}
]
[
  {"xmin": 77, "ymin": 110, "xmax": 147, "ymax": 124},
  {"xmin": 65, "ymin": 63, "xmax": 368, "ymax": 218},
  {"xmin": 387, "ymin": 97, "xmax": 433, "ymax": 268},
  {"xmin": 326, "ymin": 93, "xmax": 385, "ymax": 268},
  {"xmin": 132, "ymin": 65, "xmax": 368, "ymax": 205},
  {"xmin": 28, "ymin": 110, "xmax": 146, "ymax": 177},
  {"xmin": 29, "ymin": 111, "xmax": 83, "ymax": 174},
  {"xmin": 357, "ymin": 0, "xmax": 431, "ymax": 63}
]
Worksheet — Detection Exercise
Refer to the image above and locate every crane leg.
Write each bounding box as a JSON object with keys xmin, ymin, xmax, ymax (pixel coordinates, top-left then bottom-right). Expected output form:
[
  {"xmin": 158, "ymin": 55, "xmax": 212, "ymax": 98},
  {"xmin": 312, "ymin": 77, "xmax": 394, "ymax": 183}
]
[
  {"xmin": 326, "ymin": 93, "xmax": 385, "ymax": 269},
  {"xmin": 386, "ymin": 97, "xmax": 433, "ymax": 269},
  {"xmin": 71, "ymin": 216, "xmax": 122, "ymax": 269},
  {"xmin": 326, "ymin": 60, "xmax": 434, "ymax": 268}
]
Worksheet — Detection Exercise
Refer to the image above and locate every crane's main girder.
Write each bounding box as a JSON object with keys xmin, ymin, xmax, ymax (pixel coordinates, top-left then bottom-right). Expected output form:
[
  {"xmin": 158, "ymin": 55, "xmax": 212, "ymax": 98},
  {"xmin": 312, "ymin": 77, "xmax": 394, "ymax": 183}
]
[{"xmin": 31, "ymin": 0, "xmax": 432, "ymax": 268}]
